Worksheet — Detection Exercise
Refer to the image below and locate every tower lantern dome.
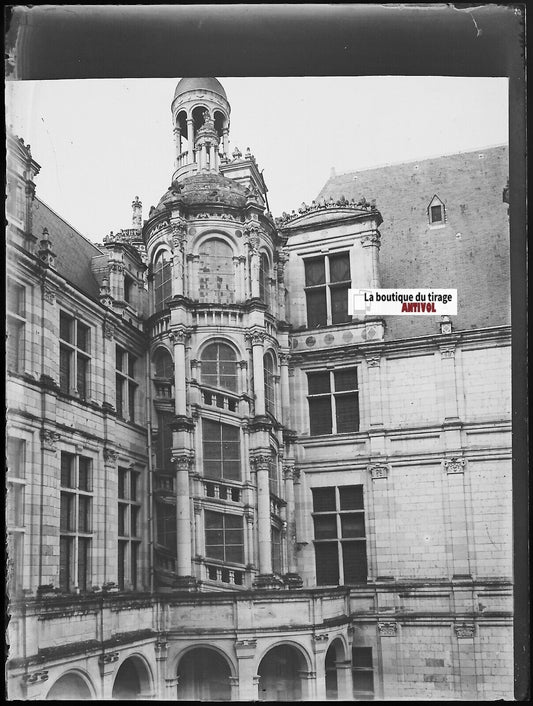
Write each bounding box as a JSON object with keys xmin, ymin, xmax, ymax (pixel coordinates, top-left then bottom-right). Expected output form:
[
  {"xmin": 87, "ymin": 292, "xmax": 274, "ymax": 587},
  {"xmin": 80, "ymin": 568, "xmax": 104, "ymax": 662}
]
[{"xmin": 171, "ymin": 77, "xmax": 231, "ymax": 183}]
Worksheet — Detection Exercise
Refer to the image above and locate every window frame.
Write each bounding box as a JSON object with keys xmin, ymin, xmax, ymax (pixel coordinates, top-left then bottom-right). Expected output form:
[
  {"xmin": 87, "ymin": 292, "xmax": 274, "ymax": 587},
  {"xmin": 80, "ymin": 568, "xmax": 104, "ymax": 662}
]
[
  {"xmin": 307, "ymin": 367, "xmax": 360, "ymax": 436},
  {"xmin": 204, "ymin": 509, "xmax": 245, "ymax": 566},
  {"xmin": 59, "ymin": 311, "xmax": 91, "ymax": 399},
  {"xmin": 303, "ymin": 251, "xmax": 352, "ymax": 327},
  {"xmin": 7, "ymin": 279, "xmax": 27, "ymax": 374},
  {"xmin": 202, "ymin": 418, "xmax": 242, "ymax": 481},
  {"xmin": 311, "ymin": 485, "xmax": 367, "ymax": 587},
  {"xmin": 263, "ymin": 351, "xmax": 276, "ymax": 416},
  {"xmin": 59, "ymin": 451, "xmax": 94, "ymax": 592},
  {"xmin": 259, "ymin": 252, "xmax": 271, "ymax": 307},
  {"xmin": 153, "ymin": 249, "xmax": 172, "ymax": 312},
  {"xmin": 117, "ymin": 465, "xmax": 142, "ymax": 590},
  {"xmin": 428, "ymin": 195, "xmax": 446, "ymax": 227},
  {"xmin": 197, "ymin": 237, "xmax": 236, "ymax": 305},
  {"xmin": 116, "ymin": 345, "xmax": 138, "ymax": 423},
  {"xmin": 352, "ymin": 646, "xmax": 375, "ymax": 699},
  {"xmin": 200, "ymin": 341, "xmax": 238, "ymax": 393},
  {"xmin": 6, "ymin": 437, "xmax": 27, "ymax": 593}
]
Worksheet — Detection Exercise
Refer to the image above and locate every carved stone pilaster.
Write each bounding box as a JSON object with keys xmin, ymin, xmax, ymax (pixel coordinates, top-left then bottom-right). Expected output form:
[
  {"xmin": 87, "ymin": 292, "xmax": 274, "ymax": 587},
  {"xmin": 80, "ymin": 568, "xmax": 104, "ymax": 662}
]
[
  {"xmin": 368, "ymin": 463, "xmax": 390, "ymax": 480},
  {"xmin": 440, "ymin": 345, "xmax": 456, "ymax": 359},
  {"xmin": 365, "ymin": 355, "xmax": 381, "ymax": 368},
  {"xmin": 443, "ymin": 457, "xmax": 466, "ymax": 475},
  {"xmin": 454, "ymin": 622, "xmax": 475, "ymax": 639},
  {"xmin": 378, "ymin": 622, "xmax": 397, "ymax": 637},
  {"xmin": 42, "ymin": 284, "xmax": 56, "ymax": 304},
  {"xmin": 40, "ymin": 430, "xmax": 60, "ymax": 452}
]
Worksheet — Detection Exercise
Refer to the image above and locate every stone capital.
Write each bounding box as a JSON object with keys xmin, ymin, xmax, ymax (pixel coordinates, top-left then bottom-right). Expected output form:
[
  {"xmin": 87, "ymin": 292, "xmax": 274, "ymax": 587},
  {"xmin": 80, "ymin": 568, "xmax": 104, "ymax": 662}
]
[
  {"xmin": 360, "ymin": 231, "xmax": 381, "ymax": 248},
  {"xmin": 368, "ymin": 463, "xmax": 390, "ymax": 480},
  {"xmin": 440, "ymin": 345, "xmax": 456, "ymax": 359},
  {"xmin": 365, "ymin": 353, "xmax": 382, "ymax": 368},
  {"xmin": 250, "ymin": 453, "xmax": 272, "ymax": 473},
  {"xmin": 40, "ymin": 430, "xmax": 60, "ymax": 452},
  {"xmin": 378, "ymin": 621, "xmax": 397, "ymax": 637},
  {"xmin": 172, "ymin": 452, "xmax": 195, "ymax": 472},
  {"xmin": 103, "ymin": 447, "xmax": 120, "ymax": 465},
  {"xmin": 103, "ymin": 321, "xmax": 115, "ymax": 340},
  {"xmin": 443, "ymin": 457, "xmax": 466, "ymax": 474},
  {"xmin": 169, "ymin": 327, "xmax": 191, "ymax": 345},
  {"xmin": 245, "ymin": 328, "xmax": 266, "ymax": 346},
  {"xmin": 42, "ymin": 284, "xmax": 56, "ymax": 304},
  {"xmin": 454, "ymin": 622, "xmax": 475, "ymax": 639}
]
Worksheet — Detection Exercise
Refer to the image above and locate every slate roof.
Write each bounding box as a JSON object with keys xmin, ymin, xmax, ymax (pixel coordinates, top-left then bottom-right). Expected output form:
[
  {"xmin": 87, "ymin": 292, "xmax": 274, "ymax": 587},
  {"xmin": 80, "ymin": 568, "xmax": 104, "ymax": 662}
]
[
  {"xmin": 32, "ymin": 198, "xmax": 103, "ymax": 300},
  {"xmin": 317, "ymin": 145, "xmax": 510, "ymax": 339}
]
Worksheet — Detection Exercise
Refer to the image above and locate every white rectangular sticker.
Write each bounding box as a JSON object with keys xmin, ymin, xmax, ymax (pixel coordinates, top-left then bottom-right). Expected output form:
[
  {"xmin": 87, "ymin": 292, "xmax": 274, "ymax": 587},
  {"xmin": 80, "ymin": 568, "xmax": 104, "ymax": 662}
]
[{"xmin": 348, "ymin": 289, "xmax": 457, "ymax": 316}]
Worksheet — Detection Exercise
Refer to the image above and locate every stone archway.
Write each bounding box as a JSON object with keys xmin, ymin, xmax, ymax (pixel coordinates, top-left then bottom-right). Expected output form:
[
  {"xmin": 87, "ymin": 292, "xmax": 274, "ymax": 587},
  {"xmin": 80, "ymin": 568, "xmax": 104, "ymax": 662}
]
[
  {"xmin": 176, "ymin": 647, "xmax": 232, "ymax": 701},
  {"xmin": 257, "ymin": 644, "xmax": 308, "ymax": 701},
  {"xmin": 112, "ymin": 655, "xmax": 153, "ymax": 700},
  {"xmin": 46, "ymin": 672, "xmax": 93, "ymax": 700},
  {"xmin": 325, "ymin": 638, "xmax": 347, "ymax": 700}
]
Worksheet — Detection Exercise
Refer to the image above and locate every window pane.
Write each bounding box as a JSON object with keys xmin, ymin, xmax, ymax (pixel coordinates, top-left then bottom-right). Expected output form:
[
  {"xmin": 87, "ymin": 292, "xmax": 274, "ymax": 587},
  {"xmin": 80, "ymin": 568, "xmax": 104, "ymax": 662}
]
[
  {"xmin": 353, "ymin": 647, "xmax": 373, "ymax": 669},
  {"xmin": 59, "ymin": 537, "xmax": 72, "ymax": 591},
  {"xmin": 118, "ymin": 468, "xmax": 127, "ymax": 499},
  {"xmin": 154, "ymin": 349, "xmax": 173, "ymax": 378},
  {"xmin": 304, "ymin": 257, "xmax": 325, "ymax": 286},
  {"xmin": 7, "ymin": 438, "xmax": 25, "ymax": 479},
  {"xmin": 59, "ymin": 346, "xmax": 71, "ymax": 393},
  {"xmin": 307, "ymin": 371, "xmax": 331, "ymax": 395},
  {"xmin": 130, "ymin": 472, "xmax": 138, "ymax": 501},
  {"xmin": 131, "ymin": 507, "xmax": 139, "ymax": 537},
  {"xmin": 78, "ymin": 496, "xmax": 91, "ymax": 533},
  {"xmin": 330, "ymin": 284, "xmax": 350, "ymax": 324},
  {"xmin": 7, "ymin": 283, "xmax": 25, "ymax": 316},
  {"xmin": 335, "ymin": 393, "xmax": 359, "ymax": 433},
  {"xmin": 329, "ymin": 253, "xmax": 351, "ymax": 282},
  {"xmin": 314, "ymin": 515, "xmax": 338, "ymax": 539},
  {"xmin": 306, "ymin": 289, "xmax": 327, "ymax": 327},
  {"xmin": 60, "ymin": 493, "xmax": 74, "ymax": 531},
  {"xmin": 118, "ymin": 504, "xmax": 127, "ymax": 536},
  {"xmin": 341, "ymin": 513, "xmax": 365, "ymax": 538},
  {"xmin": 198, "ymin": 238, "xmax": 235, "ymax": 305},
  {"xmin": 128, "ymin": 381, "xmax": 136, "ymax": 421},
  {"xmin": 61, "ymin": 453, "xmax": 74, "ymax": 488},
  {"xmin": 116, "ymin": 346, "xmax": 124, "ymax": 371},
  {"xmin": 7, "ymin": 319, "xmax": 24, "ymax": 372},
  {"xmin": 339, "ymin": 485, "xmax": 364, "ymax": 510},
  {"xmin": 334, "ymin": 368, "xmax": 357, "ymax": 391},
  {"xmin": 118, "ymin": 541, "xmax": 126, "ymax": 590},
  {"xmin": 78, "ymin": 457, "xmax": 92, "ymax": 492},
  {"xmin": 128, "ymin": 355, "xmax": 136, "ymax": 378},
  {"xmin": 205, "ymin": 511, "xmax": 223, "ymax": 530},
  {"xmin": 315, "ymin": 541, "xmax": 339, "ymax": 585},
  {"xmin": 225, "ymin": 544, "xmax": 244, "ymax": 564},
  {"xmin": 116, "ymin": 375, "xmax": 124, "ymax": 417},
  {"xmin": 78, "ymin": 537, "xmax": 90, "ymax": 591},
  {"xmin": 353, "ymin": 670, "xmax": 374, "ymax": 693},
  {"xmin": 77, "ymin": 355, "xmax": 88, "ymax": 398},
  {"xmin": 205, "ymin": 543, "xmax": 224, "ymax": 561},
  {"xmin": 59, "ymin": 312, "xmax": 72, "ymax": 342},
  {"xmin": 431, "ymin": 204, "xmax": 443, "ymax": 223},
  {"xmin": 342, "ymin": 541, "xmax": 367, "ymax": 583},
  {"xmin": 77, "ymin": 323, "xmax": 90, "ymax": 352},
  {"xmin": 312, "ymin": 487, "xmax": 336, "ymax": 512},
  {"xmin": 309, "ymin": 397, "xmax": 332, "ymax": 435}
]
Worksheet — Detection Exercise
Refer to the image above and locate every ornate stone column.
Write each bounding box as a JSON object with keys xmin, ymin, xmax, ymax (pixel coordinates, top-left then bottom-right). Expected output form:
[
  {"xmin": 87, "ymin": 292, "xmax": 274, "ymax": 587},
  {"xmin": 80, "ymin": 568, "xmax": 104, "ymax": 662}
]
[
  {"xmin": 170, "ymin": 328, "xmax": 189, "ymax": 416},
  {"xmin": 279, "ymin": 353, "xmax": 290, "ymax": 427},
  {"xmin": 251, "ymin": 454, "xmax": 273, "ymax": 577},
  {"xmin": 439, "ymin": 344, "xmax": 460, "ymax": 422},
  {"xmin": 172, "ymin": 452, "xmax": 195, "ymax": 583},
  {"xmin": 248, "ymin": 330, "xmax": 266, "ymax": 416},
  {"xmin": 171, "ymin": 220, "xmax": 187, "ymax": 297},
  {"xmin": 248, "ymin": 233, "xmax": 260, "ymax": 299},
  {"xmin": 276, "ymin": 248, "xmax": 289, "ymax": 321},
  {"xmin": 187, "ymin": 116, "xmax": 194, "ymax": 163}
]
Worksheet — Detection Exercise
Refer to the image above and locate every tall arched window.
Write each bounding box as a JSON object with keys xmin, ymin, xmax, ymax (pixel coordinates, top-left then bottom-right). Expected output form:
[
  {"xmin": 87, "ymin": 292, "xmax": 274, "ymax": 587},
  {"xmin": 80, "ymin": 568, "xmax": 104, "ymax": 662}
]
[
  {"xmin": 153, "ymin": 250, "xmax": 172, "ymax": 311},
  {"xmin": 264, "ymin": 351, "xmax": 275, "ymax": 415},
  {"xmin": 201, "ymin": 342, "xmax": 237, "ymax": 392},
  {"xmin": 259, "ymin": 253, "xmax": 271, "ymax": 306},
  {"xmin": 198, "ymin": 238, "xmax": 235, "ymax": 304}
]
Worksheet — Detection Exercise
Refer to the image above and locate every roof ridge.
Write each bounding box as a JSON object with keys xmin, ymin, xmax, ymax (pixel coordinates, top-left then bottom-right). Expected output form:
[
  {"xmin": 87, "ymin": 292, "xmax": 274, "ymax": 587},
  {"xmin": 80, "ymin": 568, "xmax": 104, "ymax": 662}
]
[
  {"xmin": 329, "ymin": 143, "xmax": 508, "ymax": 180},
  {"xmin": 34, "ymin": 197, "xmax": 104, "ymax": 253}
]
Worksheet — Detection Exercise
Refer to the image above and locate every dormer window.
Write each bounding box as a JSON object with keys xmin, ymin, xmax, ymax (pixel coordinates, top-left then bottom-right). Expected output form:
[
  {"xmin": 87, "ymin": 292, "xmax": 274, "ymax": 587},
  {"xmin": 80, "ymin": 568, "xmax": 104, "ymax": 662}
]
[{"xmin": 428, "ymin": 195, "xmax": 445, "ymax": 227}]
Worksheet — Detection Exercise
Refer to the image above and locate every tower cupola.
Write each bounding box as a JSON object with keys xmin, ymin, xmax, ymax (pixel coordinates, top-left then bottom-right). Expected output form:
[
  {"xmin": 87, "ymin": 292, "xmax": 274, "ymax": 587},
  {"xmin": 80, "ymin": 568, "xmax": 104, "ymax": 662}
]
[{"xmin": 171, "ymin": 77, "xmax": 231, "ymax": 183}]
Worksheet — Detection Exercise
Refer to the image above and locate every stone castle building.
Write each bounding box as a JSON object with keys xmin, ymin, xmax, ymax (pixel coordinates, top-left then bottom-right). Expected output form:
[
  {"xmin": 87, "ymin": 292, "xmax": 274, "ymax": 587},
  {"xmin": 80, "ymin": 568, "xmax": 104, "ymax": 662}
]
[{"xmin": 6, "ymin": 78, "xmax": 512, "ymax": 700}]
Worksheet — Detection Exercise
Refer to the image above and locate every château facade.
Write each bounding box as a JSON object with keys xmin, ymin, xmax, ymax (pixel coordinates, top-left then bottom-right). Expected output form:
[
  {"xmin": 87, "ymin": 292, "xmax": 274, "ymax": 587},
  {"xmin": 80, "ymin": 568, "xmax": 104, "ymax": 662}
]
[{"xmin": 6, "ymin": 78, "xmax": 513, "ymax": 700}]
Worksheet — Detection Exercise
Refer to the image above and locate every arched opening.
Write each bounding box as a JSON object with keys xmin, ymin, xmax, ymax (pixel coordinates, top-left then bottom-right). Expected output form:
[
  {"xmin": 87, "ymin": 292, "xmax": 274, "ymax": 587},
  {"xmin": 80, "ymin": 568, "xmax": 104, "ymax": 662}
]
[
  {"xmin": 257, "ymin": 644, "xmax": 307, "ymax": 701},
  {"xmin": 153, "ymin": 250, "xmax": 172, "ymax": 312},
  {"xmin": 192, "ymin": 105, "xmax": 209, "ymax": 133},
  {"xmin": 112, "ymin": 656, "xmax": 152, "ymax": 700},
  {"xmin": 198, "ymin": 238, "xmax": 235, "ymax": 304},
  {"xmin": 213, "ymin": 110, "xmax": 225, "ymax": 140},
  {"xmin": 177, "ymin": 647, "xmax": 232, "ymax": 701},
  {"xmin": 259, "ymin": 253, "xmax": 271, "ymax": 306},
  {"xmin": 176, "ymin": 110, "xmax": 188, "ymax": 148},
  {"xmin": 152, "ymin": 347, "xmax": 174, "ymax": 400},
  {"xmin": 46, "ymin": 672, "xmax": 92, "ymax": 700},
  {"xmin": 201, "ymin": 341, "xmax": 237, "ymax": 392},
  {"xmin": 325, "ymin": 639, "xmax": 346, "ymax": 700}
]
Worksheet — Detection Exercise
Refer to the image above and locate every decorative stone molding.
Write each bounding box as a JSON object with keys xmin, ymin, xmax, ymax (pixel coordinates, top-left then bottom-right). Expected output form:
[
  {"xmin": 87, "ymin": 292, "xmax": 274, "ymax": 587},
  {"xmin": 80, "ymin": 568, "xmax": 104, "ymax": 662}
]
[
  {"xmin": 276, "ymin": 196, "xmax": 378, "ymax": 228},
  {"xmin": 378, "ymin": 622, "xmax": 397, "ymax": 637},
  {"xmin": 171, "ymin": 452, "xmax": 195, "ymax": 472},
  {"xmin": 250, "ymin": 453, "xmax": 272, "ymax": 473},
  {"xmin": 165, "ymin": 677, "xmax": 180, "ymax": 688},
  {"xmin": 282, "ymin": 464, "xmax": 295, "ymax": 481},
  {"xmin": 245, "ymin": 328, "xmax": 266, "ymax": 346},
  {"xmin": 155, "ymin": 635, "xmax": 168, "ymax": 661},
  {"xmin": 103, "ymin": 448, "xmax": 119, "ymax": 465},
  {"xmin": 440, "ymin": 345, "xmax": 456, "ymax": 359},
  {"xmin": 23, "ymin": 669, "xmax": 49, "ymax": 684},
  {"xmin": 40, "ymin": 430, "xmax": 60, "ymax": 452},
  {"xmin": 109, "ymin": 262, "xmax": 125, "ymax": 274},
  {"xmin": 443, "ymin": 457, "xmax": 466, "ymax": 475},
  {"xmin": 238, "ymin": 359, "xmax": 248, "ymax": 369},
  {"xmin": 235, "ymin": 638, "xmax": 257, "ymax": 659},
  {"xmin": 293, "ymin": 467, "xmax": 301, "ymax": 482},
  {"xmin": 360, "ymin": 232, "xmax": 381, "ymax": 248},
  {"xmin": 454, "ymin": 623, "xmax": 475, "ymax": 639},
  {"xmin": 312, "ymin": 633, "xmax": 329, "ymax": 643},
  {"xmin": 103, "ymin": 321, "xmax": 115, "ymax": 340},
  {"xmin": 368, "ymin": 463, "xmax": 390, "ymax": 480}
]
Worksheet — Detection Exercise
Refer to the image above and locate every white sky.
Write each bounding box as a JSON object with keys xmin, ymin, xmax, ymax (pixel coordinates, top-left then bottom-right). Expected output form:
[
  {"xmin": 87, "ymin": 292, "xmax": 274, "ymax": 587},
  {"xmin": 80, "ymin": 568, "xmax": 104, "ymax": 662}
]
[{"xmin": 6, "ymin": 77, "xmax": 508, "ymax": 242}]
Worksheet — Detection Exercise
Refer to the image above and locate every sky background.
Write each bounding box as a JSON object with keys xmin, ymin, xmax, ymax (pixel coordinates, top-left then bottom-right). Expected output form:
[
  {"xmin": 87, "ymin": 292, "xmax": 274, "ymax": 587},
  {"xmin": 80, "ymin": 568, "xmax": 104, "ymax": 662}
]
[{"xmin": 6, "ymin": 76, "xmax": 508, "ymax": 243}]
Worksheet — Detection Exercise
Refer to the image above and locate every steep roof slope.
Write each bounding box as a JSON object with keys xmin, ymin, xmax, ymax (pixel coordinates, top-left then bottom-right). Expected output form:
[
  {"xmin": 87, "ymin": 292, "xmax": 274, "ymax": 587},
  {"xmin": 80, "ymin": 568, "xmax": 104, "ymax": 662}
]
[
  {"xmin": 32, "ymin": 198, "xmax": 103, "ymax": 300},
  {"xmin": 317, "ymin": 146, "xmax": 510, "ymax": 340}
]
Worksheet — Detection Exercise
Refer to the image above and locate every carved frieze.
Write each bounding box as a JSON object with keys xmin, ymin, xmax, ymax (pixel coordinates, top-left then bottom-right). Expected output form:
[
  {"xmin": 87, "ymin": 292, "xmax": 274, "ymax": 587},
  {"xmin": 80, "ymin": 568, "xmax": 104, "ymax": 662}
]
[{"xmin": 23, "ymin": 670, "xmax": 49, "ymax": 684}]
